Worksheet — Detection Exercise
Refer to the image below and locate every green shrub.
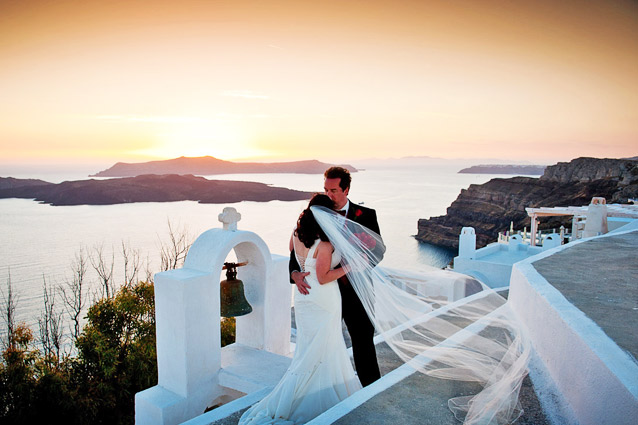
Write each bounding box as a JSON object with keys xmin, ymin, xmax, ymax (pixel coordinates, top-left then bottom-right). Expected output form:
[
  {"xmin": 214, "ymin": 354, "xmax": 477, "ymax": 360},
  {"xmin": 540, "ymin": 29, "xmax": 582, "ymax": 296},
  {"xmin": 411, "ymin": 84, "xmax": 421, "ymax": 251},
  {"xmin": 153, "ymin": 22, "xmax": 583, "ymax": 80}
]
[
  {"xmin": 1, "ymin": 280, "xmax": 240, "ymax": 424},
  {"xmin": 74, "ymin": 281, "xmax": 157, "ymax": 425},
  {"xmin": 221, "ymin": 317, "xmax": 236, "ymax": 347},
  {"xmin": 1, "ymin": 282, "xmax": 157, "ymax": 425}
]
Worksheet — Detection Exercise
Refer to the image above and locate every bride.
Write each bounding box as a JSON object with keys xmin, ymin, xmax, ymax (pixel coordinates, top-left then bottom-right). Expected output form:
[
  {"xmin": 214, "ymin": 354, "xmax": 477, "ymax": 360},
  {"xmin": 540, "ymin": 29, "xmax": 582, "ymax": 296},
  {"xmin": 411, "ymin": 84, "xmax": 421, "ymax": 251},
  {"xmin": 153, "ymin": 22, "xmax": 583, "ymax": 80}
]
[
  {"xmin": 239, "ymin": 194, "xmax": 361, "ymax": 425},
  {"xmin": 241, "ymin": 194, "xmax": 532, "ymax": 425}
]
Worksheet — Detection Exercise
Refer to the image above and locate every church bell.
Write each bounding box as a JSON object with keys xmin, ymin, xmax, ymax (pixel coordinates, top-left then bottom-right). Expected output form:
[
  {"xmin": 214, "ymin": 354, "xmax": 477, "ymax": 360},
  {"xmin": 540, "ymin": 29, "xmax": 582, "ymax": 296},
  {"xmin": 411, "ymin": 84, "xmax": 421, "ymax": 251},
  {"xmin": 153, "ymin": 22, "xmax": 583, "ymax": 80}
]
[{"xmin": 220, "ymin": 262, "xmax": 253, "ymax": 318}]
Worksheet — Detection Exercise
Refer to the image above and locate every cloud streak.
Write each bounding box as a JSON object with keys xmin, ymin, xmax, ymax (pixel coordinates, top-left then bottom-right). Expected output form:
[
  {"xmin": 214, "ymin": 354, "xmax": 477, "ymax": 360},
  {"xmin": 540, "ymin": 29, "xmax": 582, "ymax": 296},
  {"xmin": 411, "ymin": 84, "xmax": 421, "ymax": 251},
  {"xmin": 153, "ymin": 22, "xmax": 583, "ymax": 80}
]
[{"xmin": 97, "ymin": 115, "xmax": 209, "ymax": 124}]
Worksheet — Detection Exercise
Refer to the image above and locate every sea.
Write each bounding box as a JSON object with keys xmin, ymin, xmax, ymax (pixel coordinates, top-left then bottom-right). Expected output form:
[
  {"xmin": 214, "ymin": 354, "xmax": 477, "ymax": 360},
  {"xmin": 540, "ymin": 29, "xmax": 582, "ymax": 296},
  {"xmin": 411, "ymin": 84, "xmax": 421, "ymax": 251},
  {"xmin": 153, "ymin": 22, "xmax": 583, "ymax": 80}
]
[{"xmin": 0, "ymin": 161, "xmax": 507, "ymax": 333}]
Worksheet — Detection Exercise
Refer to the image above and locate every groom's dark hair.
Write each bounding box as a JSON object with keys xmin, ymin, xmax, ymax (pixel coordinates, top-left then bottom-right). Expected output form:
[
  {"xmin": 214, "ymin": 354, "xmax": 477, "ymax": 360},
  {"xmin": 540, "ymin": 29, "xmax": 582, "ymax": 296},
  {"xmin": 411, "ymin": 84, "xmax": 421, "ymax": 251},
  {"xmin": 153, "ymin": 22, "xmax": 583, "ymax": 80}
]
[{"xmin": 324, "ymin": 166, "xmax": 351, "ymax": 191}]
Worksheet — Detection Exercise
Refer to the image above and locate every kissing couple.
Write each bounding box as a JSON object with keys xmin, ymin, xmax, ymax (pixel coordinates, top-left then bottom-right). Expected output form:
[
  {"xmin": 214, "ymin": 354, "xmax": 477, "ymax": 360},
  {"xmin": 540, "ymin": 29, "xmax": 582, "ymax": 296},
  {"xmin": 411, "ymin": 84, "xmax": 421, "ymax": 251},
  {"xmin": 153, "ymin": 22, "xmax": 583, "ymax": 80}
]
[{"xmin": 240, "ymin": 167, "xmax": 532, "ymax": 425}]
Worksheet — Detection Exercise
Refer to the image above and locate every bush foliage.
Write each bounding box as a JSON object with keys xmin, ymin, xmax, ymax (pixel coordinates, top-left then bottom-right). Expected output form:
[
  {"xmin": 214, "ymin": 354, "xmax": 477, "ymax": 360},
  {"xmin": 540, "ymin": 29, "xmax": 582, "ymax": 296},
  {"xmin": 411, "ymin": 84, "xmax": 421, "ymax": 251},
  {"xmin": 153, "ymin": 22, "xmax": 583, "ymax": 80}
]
[
  {"xmin": 0, "ymin": 282, "xmax": 157, "ymax": 425},
  {"xmin": 1, "ymin": 280, "xmax": 237, "ymax": 424}
]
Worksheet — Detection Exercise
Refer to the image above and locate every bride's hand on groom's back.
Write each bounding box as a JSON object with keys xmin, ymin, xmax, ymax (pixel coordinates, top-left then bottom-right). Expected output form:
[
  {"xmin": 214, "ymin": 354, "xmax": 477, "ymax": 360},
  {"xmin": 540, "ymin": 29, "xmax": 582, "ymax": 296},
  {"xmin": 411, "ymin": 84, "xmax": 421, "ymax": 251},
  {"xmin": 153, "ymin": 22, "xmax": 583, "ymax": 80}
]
[{"xmin": 292, "ymin": 271, "xmax": 311, "ymax": 295}]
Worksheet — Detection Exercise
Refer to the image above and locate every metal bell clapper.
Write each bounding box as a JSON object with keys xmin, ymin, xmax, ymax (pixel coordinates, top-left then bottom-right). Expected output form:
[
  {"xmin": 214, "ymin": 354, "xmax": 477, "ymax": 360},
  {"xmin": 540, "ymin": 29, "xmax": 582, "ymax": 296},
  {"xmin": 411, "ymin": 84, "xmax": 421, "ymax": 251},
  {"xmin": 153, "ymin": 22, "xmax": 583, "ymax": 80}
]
[{"xmin": 220, "ymin": 261, "xmax": 253, "ymax": 318}]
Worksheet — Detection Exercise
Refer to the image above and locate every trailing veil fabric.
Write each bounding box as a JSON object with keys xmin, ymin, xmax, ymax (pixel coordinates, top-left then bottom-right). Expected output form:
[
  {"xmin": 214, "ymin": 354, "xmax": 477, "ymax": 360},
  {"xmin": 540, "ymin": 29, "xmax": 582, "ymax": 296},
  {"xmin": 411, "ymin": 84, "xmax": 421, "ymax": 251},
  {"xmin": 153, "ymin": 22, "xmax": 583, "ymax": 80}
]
[{"xmin": 310, "ymin": 205, "xmax": 532, "ymax": 425}]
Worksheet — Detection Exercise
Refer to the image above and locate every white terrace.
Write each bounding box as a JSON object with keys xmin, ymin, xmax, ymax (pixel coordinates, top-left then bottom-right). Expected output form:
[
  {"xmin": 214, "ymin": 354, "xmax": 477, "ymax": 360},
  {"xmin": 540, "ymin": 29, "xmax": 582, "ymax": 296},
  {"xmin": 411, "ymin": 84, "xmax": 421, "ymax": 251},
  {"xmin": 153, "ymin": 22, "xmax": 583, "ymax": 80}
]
[
  {"xmin": 135, "ymin": 202, "xmax": 638, "ymax": 425},
  {"xmin": 453, "ymin": 197, "xmax": 638, "ymax": 288},
  {"xmin": 526, "ymin": 198, "xmax": 638, "ymax": 245}
]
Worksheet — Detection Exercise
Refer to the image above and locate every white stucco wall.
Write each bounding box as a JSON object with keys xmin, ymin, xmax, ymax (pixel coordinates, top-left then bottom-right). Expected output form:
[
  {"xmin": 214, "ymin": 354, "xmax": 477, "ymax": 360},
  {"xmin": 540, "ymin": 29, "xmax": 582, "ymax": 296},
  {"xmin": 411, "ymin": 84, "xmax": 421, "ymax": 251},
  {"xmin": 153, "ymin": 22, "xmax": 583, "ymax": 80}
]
[
  {"xmin": 136, "ymin": 218, "xmax": 292, "ymax": 425},
  {"xmin": 508, "ymin": 233, "xmax": 638, "ymax": 425}
]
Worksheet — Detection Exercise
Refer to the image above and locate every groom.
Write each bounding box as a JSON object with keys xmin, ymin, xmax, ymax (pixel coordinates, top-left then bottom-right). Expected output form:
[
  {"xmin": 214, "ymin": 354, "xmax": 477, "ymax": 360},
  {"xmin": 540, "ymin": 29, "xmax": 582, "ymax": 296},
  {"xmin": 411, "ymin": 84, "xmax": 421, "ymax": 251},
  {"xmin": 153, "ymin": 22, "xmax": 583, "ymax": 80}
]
[{"xmin": 289, "ymin": 166, "xmax": 383, "ymax": 387}]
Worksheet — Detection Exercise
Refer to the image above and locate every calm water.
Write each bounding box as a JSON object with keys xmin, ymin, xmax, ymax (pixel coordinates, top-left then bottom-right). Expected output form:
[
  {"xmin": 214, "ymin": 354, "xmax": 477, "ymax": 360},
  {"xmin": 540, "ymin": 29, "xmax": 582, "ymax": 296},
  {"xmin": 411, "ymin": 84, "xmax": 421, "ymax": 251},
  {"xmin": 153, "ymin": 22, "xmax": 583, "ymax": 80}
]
[{"xmin": 0, "ymin": 163, "xmax": 500, "ymax": 331}]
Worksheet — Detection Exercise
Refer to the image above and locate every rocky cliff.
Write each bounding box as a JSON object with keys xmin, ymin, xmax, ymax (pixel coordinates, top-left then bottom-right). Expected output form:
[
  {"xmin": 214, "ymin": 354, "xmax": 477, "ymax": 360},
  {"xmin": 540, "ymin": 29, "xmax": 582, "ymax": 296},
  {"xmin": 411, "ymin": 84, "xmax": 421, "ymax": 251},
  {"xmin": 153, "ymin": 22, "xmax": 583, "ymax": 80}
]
[
  {"xmin": 540, "ymin": 157, "xmax": 638, "ymax": 186},
  {"xmin": 416, "ymin": 157, "xmax": 638, "ymax": 250}
]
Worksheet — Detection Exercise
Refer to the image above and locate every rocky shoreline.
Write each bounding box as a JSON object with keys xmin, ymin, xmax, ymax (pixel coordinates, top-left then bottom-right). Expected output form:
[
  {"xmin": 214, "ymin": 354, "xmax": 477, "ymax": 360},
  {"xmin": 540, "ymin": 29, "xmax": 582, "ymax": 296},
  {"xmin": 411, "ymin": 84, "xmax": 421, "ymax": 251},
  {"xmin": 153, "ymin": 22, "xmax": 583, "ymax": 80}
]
[
  {"xmin": 416, "ymin": 157, "xmax": 638, "ymax": 250},
  {"xmin": 0, "ymin": 174, "xmax": 313, "ymax": 206}
]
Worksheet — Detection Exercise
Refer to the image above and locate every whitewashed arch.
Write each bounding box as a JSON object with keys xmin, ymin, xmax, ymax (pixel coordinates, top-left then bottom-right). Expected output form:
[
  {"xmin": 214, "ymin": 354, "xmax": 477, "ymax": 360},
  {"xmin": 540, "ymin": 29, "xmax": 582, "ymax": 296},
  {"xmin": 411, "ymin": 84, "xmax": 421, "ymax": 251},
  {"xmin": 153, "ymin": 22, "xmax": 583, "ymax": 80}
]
[{"xmin": 135, "ymin": 211, "xmax": 291, "ymax": 425}]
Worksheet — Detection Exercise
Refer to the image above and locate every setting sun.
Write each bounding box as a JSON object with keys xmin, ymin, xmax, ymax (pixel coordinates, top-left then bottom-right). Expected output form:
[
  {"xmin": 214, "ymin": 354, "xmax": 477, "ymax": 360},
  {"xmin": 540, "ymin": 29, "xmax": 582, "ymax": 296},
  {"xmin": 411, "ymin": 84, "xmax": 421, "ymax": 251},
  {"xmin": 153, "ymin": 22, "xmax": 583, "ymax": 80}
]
[{"xmin": 117, "ymin": 115, "xmax": 268, "ymax": 160}]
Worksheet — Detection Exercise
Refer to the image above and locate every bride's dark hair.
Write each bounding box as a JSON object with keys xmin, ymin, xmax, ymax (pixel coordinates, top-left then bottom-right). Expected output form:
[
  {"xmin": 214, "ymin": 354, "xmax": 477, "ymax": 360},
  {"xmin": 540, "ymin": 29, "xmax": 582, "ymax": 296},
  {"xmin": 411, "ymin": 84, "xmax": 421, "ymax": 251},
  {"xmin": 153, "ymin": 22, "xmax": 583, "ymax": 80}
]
[{"xmin": 296, "ymin": 194, "xmax": 335, "ymax": 248}]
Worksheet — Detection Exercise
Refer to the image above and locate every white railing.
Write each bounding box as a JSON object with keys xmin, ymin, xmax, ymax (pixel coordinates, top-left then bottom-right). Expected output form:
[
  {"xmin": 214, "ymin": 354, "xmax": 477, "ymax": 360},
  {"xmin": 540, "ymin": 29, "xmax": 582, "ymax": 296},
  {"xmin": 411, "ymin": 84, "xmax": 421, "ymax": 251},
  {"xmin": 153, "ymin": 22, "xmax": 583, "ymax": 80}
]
[{"xmin": 498, "ymin": 225, "xmax": 569, "ymax": 246}]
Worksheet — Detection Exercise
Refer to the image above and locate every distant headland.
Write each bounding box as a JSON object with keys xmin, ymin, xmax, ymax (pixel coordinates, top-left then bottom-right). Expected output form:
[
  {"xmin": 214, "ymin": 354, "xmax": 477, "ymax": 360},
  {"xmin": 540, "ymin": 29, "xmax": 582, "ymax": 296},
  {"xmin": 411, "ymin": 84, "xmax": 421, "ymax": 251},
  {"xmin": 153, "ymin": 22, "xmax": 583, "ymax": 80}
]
[
  {"xmin": 0, "ymin": 174, "xmax": 313, "ymax": 206},
  {"xmin": 458, "ymin": 164, "xmax": 547, "ymax": 175},
  {"xmin": 91, "ymin": 156, "xmax": 358, "ymax": 178}
]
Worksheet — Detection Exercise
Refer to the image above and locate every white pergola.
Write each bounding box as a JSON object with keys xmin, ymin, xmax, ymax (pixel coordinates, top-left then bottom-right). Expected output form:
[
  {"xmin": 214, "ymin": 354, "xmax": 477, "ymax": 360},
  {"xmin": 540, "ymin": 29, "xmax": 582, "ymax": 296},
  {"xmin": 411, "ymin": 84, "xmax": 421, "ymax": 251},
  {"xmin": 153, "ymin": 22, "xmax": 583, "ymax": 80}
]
[{"xmin": 525, "ymin": 200, "xmax": 638, "ymax": 246}]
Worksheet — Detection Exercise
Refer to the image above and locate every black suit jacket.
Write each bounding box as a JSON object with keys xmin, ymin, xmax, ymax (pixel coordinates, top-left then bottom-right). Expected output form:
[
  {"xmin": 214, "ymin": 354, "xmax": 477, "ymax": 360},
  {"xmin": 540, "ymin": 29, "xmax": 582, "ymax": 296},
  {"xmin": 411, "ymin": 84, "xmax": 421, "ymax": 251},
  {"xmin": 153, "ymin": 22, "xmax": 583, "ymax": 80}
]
[{"xmin": 289, "ymin": 202, "xmax": 383, "ymax": 281}]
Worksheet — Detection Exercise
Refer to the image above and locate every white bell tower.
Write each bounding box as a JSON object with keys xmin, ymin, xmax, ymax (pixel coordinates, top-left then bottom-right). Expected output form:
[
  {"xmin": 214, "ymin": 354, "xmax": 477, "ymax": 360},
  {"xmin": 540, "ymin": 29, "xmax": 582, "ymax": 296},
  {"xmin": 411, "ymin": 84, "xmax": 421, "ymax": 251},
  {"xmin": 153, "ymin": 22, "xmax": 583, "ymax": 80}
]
[{"xmin": 135, "ymin": 207, "xmax": 292, "ymax": 425}]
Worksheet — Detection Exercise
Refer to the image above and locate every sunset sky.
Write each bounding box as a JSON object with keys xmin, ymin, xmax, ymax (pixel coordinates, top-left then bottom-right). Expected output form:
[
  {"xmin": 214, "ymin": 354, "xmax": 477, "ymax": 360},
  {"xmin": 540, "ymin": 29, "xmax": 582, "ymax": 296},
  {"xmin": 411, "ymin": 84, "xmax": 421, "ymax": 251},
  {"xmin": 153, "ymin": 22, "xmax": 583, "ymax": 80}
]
[{"xmin": 1, "ymin": 0, "xmax": 636, "ymax": 168}]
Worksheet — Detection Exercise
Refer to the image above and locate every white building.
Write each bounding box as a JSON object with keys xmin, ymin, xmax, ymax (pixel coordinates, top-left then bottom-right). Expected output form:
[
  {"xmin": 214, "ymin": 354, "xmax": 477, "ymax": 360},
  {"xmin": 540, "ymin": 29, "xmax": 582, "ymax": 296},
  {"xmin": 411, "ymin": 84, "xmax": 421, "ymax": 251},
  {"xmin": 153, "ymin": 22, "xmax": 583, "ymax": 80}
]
[{"xmin": 453, "ymin": 198, "xmax": 638, "ymax": 288}]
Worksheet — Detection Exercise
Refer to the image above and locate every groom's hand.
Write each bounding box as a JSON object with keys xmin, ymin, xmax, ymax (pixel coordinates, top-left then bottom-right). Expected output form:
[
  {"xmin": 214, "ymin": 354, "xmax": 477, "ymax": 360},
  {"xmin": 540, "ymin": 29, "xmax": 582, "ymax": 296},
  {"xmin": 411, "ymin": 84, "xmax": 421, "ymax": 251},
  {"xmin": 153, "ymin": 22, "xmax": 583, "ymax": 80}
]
[{"xmin": 292, "ymin": 271, "xmax": 311, "ymax": 295}]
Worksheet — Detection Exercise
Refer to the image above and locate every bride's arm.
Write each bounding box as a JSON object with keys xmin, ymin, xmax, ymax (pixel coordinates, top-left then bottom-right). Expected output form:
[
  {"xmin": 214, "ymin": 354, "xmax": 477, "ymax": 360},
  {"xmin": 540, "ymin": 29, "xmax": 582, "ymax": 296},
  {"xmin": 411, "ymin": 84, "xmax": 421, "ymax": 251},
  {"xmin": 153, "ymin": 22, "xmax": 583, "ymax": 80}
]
[{"xmin": 315, "ymin": 241, "xmax": 348, "ymax": 284}]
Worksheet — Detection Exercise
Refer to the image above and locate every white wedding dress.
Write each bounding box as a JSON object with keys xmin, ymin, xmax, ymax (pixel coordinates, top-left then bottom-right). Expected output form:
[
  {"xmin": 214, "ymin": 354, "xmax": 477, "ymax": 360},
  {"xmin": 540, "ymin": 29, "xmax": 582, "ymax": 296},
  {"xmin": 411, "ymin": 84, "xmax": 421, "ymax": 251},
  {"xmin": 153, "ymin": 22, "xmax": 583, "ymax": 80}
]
[{"xmin": 239, "ymin": 239, "xmax": 362, "ymax": 425}]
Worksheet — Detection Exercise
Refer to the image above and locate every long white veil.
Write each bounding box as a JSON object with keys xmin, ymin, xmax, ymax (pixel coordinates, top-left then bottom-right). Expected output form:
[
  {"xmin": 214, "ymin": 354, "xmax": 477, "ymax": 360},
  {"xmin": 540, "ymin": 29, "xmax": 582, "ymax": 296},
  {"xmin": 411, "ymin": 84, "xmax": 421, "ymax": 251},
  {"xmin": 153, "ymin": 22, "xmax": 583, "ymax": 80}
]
[{"xmin": 310, "ymin": 206, "xmax": 532, "ymax": 425}]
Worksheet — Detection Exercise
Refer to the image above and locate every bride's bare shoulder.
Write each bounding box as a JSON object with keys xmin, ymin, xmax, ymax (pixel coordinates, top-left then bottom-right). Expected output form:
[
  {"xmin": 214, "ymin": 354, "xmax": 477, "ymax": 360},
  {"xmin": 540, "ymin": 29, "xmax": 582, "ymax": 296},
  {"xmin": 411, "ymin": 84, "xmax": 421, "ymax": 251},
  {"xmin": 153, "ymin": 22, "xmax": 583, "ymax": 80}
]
[{"xmin": 316, "ymin": 240, "xmax": 335, "ymax": 252}]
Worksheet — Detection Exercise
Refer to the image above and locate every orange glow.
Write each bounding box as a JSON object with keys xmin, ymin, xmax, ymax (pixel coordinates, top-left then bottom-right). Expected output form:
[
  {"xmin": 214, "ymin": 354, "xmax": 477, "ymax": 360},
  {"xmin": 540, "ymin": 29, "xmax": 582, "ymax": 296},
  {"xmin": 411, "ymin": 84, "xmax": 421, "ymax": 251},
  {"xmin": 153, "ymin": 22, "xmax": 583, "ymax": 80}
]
[{"xmin": 1, "ymin": 0, "xmax": 636, "ymax": 166}]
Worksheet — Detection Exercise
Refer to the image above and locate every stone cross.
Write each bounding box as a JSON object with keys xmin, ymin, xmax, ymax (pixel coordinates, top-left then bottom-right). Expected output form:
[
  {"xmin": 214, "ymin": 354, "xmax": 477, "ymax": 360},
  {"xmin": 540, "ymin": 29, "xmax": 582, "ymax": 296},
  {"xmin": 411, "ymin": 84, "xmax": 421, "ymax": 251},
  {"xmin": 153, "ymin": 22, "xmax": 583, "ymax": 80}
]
[{"xmin": 219, "ymin": 207, "xmax": 241, "ymax": 231}]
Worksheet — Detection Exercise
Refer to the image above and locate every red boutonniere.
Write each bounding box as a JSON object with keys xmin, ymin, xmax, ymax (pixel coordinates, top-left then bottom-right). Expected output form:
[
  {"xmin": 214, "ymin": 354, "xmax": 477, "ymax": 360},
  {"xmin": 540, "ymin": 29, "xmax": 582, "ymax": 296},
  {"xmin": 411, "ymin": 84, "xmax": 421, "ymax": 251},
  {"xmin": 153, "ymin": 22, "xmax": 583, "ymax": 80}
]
[
  {"xmin": 355, "ymin": 209, "xmax": 363, "ymax": 218},
  {"xmin": 352, "ymin": 232, "xmax": 376, "ymax": 250}
]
